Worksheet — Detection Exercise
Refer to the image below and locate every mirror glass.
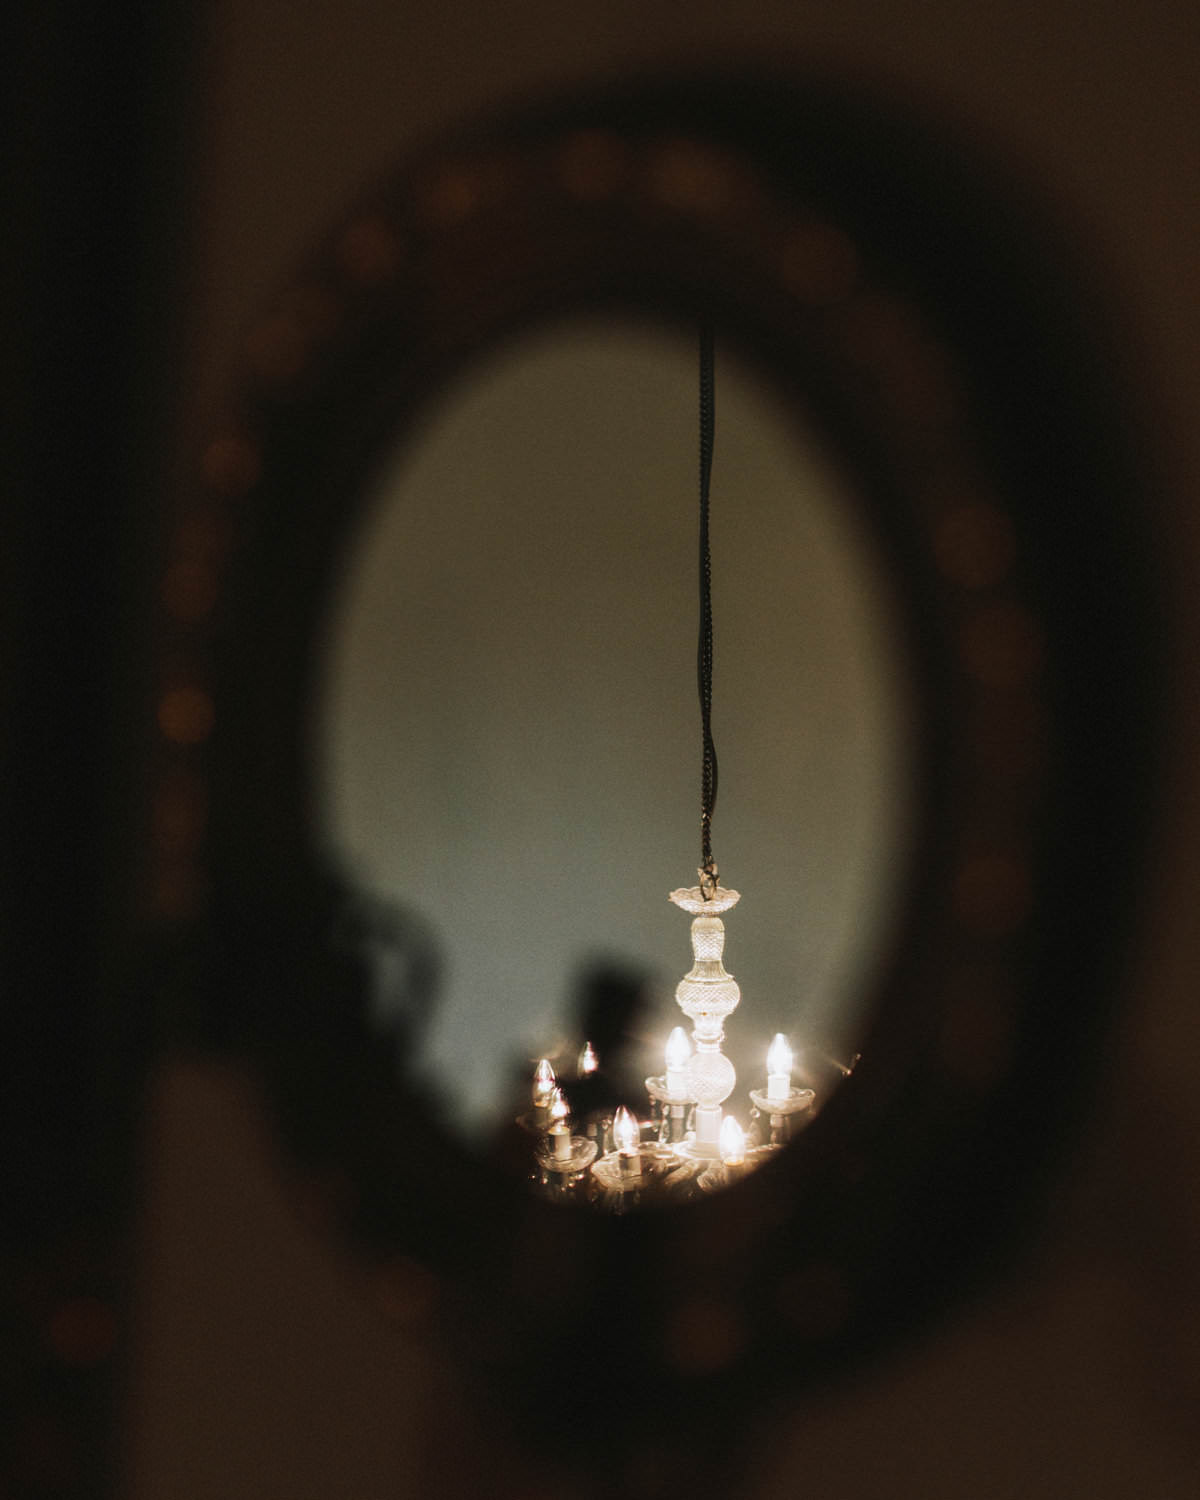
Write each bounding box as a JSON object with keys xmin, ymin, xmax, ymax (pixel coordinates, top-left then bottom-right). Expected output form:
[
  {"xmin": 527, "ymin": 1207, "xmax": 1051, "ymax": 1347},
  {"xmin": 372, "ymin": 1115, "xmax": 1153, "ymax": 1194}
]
[{"xmin": 315, "ymin": 315, "xmax": 913, "ymax": 1185}]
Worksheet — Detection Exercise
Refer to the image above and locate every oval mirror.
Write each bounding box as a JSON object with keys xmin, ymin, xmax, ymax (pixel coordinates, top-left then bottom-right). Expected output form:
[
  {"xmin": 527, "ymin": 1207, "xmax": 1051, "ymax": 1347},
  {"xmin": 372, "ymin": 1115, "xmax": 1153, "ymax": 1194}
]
[{"xmin": 316, "ymin": 315, "xmax": 913, "ymax": 1169}]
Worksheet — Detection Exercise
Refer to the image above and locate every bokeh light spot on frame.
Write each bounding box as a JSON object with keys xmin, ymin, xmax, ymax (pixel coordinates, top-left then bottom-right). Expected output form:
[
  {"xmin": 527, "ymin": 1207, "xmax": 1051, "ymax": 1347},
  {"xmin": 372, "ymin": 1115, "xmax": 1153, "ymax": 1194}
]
[
  {"xmin": 934, "ymin": 501, "xmax": 1017, "ymax": 590},
  {"xmin": 840, "ymin": 291, "xmax": 936, "ymax": 396},
  {"xmin": 556, "ymin": 129, "xmax": 629, "ymax": 201},
  {"xmin": 775, "ymin": 221, "xmax": 860, "ymax": 306},
  {"xmin": 414, "ymin": 164, "xmax": 486, "ymax": 230},
  {"xmin": 150, "ymin": 864, "xmax": 205, "ymax": 922},
  {"xmin": 201, "ymin": 434, "xmax": 262, "ymax": 498},
  {"xmin": 157, "ymin": 685, "xmax": 215, "ymax": 745},
  {"xmin": 244, "ymin": 285, "xmax": 341, "ymax": 384},
  {"xmin": 644, "ymin": 138, "xmax": 739, "ymax": 218},
  {"xmin": 336, "ymin": 215, "xmax": 403, "ymax": 285}
]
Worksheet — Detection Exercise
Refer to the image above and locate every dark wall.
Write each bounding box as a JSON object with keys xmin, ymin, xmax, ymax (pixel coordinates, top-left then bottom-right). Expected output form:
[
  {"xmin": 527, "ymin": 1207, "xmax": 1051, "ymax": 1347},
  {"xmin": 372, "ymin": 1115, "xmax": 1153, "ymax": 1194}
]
[{"xmin": 5, "ymin": 4, "xmax": 1200, "ymax": 1498}]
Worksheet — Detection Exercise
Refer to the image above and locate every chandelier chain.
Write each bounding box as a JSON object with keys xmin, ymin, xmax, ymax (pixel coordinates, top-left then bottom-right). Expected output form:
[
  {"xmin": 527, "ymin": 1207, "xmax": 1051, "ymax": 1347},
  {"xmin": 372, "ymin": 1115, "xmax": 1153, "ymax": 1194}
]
[{"xmin": 698, "ymin": 323, "xmax": 718, "ymax": 892}]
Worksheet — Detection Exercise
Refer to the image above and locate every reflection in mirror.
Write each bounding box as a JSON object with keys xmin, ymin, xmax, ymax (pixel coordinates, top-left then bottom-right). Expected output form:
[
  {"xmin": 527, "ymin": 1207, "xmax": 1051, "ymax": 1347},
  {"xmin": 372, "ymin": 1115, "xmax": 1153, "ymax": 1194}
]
[{"xmin": 316, "ymin": 316, "xmax": 913, "ymax": 1202}]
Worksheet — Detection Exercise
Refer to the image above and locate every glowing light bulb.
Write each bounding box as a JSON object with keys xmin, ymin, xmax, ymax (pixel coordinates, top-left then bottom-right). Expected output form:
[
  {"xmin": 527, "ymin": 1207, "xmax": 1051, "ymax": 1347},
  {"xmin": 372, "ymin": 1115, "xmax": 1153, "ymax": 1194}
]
[
  {"xmin": 578, "ymin": 1040, "xmax": 599, "ymax": 1077},
  {"xmin": 532, "ymin": 1058, "xmax": 556, "ymax": 1109},
  {"xmin": 767, "ymin": 1033, "xmax": 793, "ymax": 1103},
  {"xmin": 664, "ymin": 1026, "xmax": 691, "ymax": 1097},
  {"xmin": 613, "ymin": 1106, "xmax": 639, "ymax": 1154},
  {"xmin": 549, "ymin": 1087, "xmax": 572, "ymax": 1160},
  {"xmin": 719, "ymin": 1115, "xmax": 746, "ymax": 1166},
  {"xmin": 613, "ymin": 1105, "xmax": 642, "ymax": 1181}
]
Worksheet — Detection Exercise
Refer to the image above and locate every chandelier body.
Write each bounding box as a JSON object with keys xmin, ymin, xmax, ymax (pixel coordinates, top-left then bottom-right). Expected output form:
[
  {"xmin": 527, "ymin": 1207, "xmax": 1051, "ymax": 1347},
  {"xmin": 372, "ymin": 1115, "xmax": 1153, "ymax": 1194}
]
[
  {"xmin": 521, "ymin": 327, "xmax": 824, "ymax": 1204},
  {"xmin": 525, "ymin": 873, "xmax": 821, "ymax": 1204}
]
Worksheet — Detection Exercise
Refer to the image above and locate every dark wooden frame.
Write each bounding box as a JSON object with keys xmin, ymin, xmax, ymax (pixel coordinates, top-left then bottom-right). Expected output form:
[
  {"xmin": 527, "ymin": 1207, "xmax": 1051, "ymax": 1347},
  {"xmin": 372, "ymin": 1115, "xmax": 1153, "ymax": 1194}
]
[{"xmin": 147, "ymin": 71, "xmax": 1163, "ymax": 1486}]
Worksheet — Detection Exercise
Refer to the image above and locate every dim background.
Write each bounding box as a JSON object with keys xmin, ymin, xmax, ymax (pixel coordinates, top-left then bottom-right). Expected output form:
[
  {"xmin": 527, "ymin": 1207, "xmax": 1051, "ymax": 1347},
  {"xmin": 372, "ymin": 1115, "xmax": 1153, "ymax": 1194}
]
[{"xmin": 8, "ymin": 1, "xmax": 1198, "ymax": 1497}]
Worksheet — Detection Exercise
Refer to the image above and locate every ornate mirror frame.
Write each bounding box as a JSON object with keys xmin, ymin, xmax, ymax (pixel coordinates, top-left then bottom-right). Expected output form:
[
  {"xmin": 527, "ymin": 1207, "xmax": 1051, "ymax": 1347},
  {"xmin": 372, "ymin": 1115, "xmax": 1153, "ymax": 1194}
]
[{"xmin": 146, "ymin": 70, "xmax": 1161, "ymax": 1483}]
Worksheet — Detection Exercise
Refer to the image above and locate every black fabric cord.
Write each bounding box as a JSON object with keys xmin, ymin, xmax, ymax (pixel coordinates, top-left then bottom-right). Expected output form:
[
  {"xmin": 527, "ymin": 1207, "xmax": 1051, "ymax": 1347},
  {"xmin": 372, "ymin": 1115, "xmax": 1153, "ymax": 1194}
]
[{"xmin": 698, "ymin": 323, "xmax": 718, "ymax": 892}]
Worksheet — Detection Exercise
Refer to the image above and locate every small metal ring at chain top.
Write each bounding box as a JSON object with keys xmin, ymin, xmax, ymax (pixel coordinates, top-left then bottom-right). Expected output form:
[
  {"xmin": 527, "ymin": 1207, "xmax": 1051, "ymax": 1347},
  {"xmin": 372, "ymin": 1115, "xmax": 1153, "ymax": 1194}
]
[{"xmin": 698, "ymin": 322, "xmax": 719, "ymax": 894}]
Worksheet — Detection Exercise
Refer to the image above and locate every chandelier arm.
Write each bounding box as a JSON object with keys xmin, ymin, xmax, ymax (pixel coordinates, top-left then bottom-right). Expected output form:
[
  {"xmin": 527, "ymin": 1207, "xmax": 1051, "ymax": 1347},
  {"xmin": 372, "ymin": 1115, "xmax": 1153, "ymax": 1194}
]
[{"xmin": 698, "ymin": 321, "xmax": 719, "ymax": 891}]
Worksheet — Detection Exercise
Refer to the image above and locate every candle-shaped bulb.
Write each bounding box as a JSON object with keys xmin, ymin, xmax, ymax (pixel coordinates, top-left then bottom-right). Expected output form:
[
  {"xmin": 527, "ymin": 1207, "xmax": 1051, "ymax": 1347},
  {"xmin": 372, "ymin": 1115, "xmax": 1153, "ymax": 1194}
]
[
  {"xmin": 549, "ymin": 1087, "xmax": 572, "ymax": 1161},
  {"xmin": 767, "ymin": 1032, "xmax": 793, "ymax": 1075},
  {"xmin": 578, "ymin": 1040, "xmax": 599, "ymax": 1077},
  {"xmin": 719, "ymin": 1114, "xmax": 746, "ymax": 1166},
  {"xmin": 767, "ymin": 1033, "xmax": 793, "ymax": 1103},
  {"xmin": 533, "ymin": 1058, "xmax": 556, "ymax": 1108},
  {"xmin": 613, "ymin": 1105, "xmax": 642, "ymax": 1181},
  {"xmin": 613, "ymin": 1105, "xmax": 639, "ymax": 1155},
  {"xmin": 664, "ymin": 1026, "xmax": 691, "ymax": 1097}
]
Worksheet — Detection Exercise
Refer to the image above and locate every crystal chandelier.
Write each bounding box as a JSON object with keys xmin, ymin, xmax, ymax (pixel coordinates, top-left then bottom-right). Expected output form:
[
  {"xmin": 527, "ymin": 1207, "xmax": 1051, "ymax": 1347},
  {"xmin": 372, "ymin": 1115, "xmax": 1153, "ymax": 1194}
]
[{"xmin": 520, "ymin": 327, "xmax": 845, "ymax": 1208}]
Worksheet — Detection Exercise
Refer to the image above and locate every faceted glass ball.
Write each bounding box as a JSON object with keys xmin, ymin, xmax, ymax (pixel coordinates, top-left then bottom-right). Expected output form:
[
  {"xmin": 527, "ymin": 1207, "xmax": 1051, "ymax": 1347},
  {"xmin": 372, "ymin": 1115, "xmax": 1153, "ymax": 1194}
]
[
  {"xmin": 675, "ymin": 976, "xmax": 741, "ymax": 1018},
  {"xmin": 687, "ymin": 1049, "xmax": 736, "ymax": 1107}
]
